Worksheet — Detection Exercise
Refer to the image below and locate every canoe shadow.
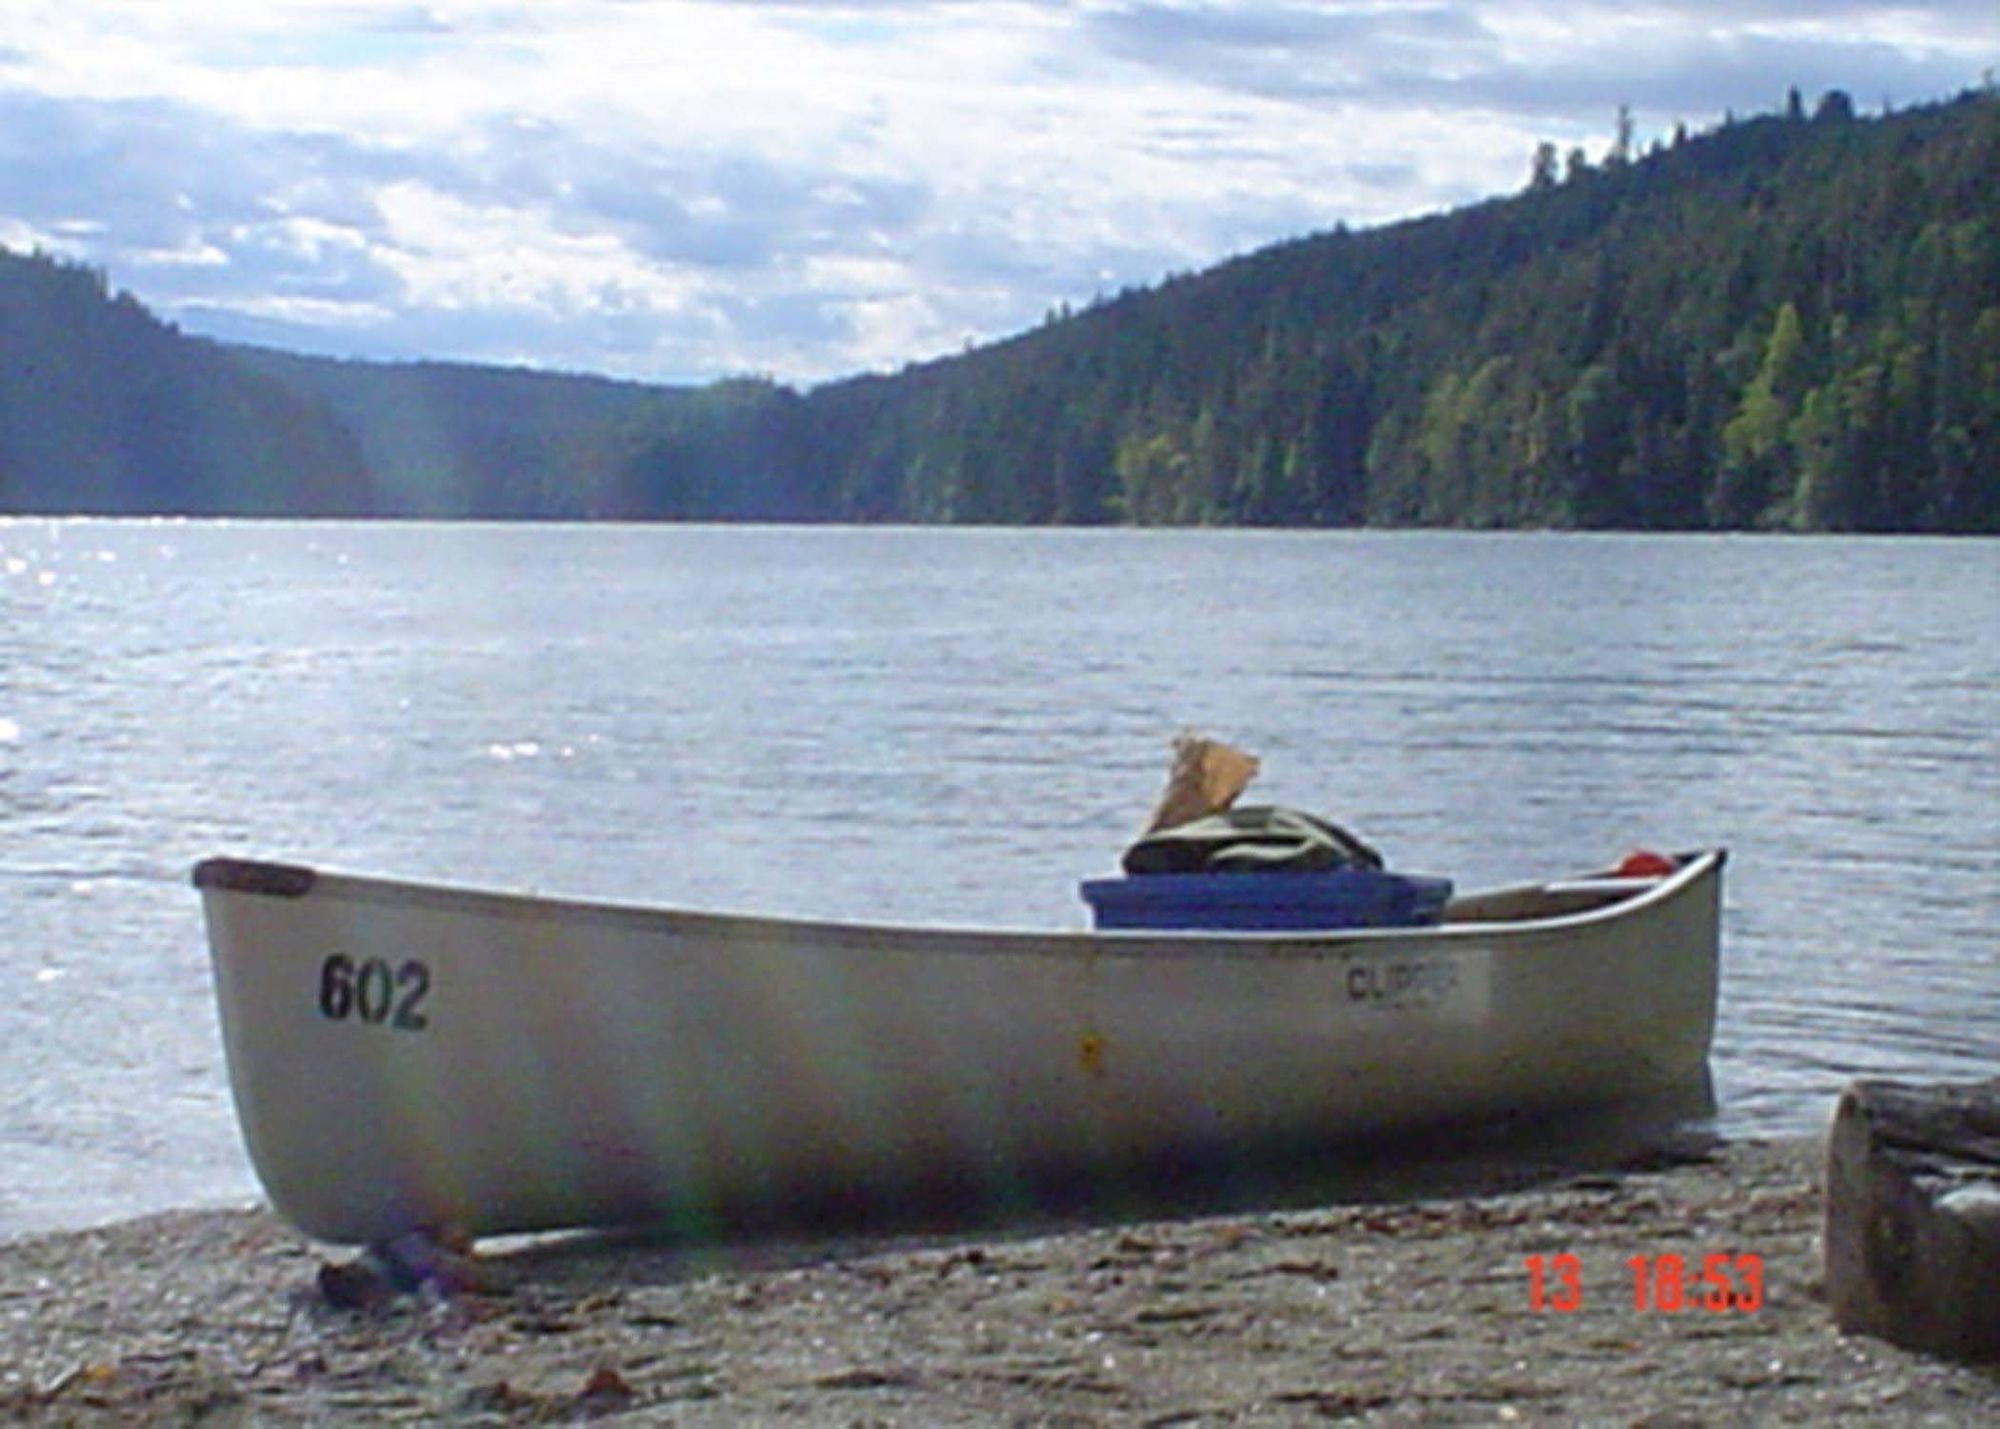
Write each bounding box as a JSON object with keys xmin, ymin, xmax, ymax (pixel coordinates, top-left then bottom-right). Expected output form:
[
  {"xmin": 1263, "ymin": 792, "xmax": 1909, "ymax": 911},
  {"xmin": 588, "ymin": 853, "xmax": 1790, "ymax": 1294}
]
[{"xmin": 486, "ymin": 1083, "xmax": 1722, "ymax": 1289}]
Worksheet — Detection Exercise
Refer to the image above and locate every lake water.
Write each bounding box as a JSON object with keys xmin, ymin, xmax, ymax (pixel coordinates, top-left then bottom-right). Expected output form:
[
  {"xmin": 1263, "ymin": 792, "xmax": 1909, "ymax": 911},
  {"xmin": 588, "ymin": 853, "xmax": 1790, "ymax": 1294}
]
[{"xmin": 1, "ymin": 521, "xmax": 1994, "ymax": 1241}]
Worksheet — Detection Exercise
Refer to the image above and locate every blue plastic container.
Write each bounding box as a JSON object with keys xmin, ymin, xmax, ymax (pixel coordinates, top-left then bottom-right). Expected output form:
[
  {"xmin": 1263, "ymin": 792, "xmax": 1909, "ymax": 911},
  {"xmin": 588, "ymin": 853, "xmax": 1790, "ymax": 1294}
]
[{"xmin": 1079, "ymin": 870, "xmax": 1453, "ymax": 932}]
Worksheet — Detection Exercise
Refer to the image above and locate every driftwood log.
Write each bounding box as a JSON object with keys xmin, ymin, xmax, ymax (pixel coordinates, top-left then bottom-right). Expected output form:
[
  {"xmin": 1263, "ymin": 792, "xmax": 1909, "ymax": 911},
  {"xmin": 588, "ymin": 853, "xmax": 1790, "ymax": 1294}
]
[{"xmin": 1824, "ymin": 1076, "xmax": 2000, "ymax": 1363}]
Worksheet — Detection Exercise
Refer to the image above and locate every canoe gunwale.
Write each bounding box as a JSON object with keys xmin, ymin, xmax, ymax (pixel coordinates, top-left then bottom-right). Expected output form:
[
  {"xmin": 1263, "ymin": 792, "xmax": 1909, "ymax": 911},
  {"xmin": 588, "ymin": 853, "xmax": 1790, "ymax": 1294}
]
[{"xmin": 191, "ymin": 850, "xmax": 1725, "ymax": 962}]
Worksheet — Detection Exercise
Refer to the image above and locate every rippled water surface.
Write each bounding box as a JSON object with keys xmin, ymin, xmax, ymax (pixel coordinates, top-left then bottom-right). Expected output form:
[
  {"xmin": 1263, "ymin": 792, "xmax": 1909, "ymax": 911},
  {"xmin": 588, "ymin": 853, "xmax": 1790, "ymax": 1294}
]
[{"xmin": 2, "ymin": 522, "xmax": 1994, "ymax": 1239}]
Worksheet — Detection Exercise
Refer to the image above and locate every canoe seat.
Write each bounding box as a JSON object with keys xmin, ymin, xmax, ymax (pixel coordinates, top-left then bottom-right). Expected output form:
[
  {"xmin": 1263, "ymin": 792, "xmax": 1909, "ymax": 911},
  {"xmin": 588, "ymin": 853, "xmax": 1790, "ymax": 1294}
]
[
  {"xmin": 1543, "ymin": 877, "xmax": 1665, "ymax": 897},
  {"xmin": 1443, "ymin": 875, "xmax": 1663, "ymax": 924}
]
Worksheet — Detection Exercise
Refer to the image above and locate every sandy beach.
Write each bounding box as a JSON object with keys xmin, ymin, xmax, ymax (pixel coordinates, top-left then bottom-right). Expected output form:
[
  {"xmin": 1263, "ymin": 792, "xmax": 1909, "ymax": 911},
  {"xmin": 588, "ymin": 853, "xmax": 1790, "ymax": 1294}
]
[{"xmin": 4, "ymin": 1135, "xmax": 1995, "ymax": 1424}]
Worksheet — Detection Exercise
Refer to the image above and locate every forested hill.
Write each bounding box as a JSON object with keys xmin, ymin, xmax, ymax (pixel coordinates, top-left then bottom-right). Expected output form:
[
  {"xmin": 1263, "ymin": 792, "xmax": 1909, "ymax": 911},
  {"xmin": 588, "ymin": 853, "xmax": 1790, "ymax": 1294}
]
[
  {"xmin": 0, "ymin": 249, "xmax": 364, "ymax": 514},
  {"xmin": 790, "ymin": 87, "xmax": 1998, "ymax": 532},
  {"xmin": 2, "ymin": 87, "xmax": 1995, "ymax": 529},
  {"xmin": 0, "ymin": 252, "xmax": 670, "ymax": 518},
  {"xmin": 230, "ymin": 348, "xmax": 664, "ymax": 518}
]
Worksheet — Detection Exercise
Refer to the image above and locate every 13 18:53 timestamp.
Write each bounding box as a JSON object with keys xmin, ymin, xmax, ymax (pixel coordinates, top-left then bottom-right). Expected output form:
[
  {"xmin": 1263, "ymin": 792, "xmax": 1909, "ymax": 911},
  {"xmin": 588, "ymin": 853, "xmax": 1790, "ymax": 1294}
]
[{"xmin": 1525, "ymin": 1252, "xmax": 1764, "ymax": 1313}]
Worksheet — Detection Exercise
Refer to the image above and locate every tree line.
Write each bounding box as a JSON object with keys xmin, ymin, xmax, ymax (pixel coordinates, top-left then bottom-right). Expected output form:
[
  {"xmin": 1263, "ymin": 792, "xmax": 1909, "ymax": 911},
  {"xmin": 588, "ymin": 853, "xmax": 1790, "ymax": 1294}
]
[
  {"xmin": 0, "ymin": 250, "xmax": 363, "ymax": 514},
  {"xmin": 2, "ymin": 87, "xmax": 1994, "ymax": 531},
  {"xmin": 790, "ymin": 86, "xmax": 1998, "ymax": 532}
]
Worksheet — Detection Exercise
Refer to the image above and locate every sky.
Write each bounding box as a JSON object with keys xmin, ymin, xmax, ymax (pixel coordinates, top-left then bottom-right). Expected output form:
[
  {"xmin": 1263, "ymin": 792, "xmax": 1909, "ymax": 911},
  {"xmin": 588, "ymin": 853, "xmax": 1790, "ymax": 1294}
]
[{"xmin": 1, "ymin": 2, "xmax": 1992, "ymax": 388}]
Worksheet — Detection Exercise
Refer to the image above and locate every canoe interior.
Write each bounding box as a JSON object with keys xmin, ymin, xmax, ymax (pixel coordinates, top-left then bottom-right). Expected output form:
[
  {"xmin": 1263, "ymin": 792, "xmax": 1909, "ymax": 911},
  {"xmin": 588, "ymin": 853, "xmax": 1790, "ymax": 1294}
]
[{"xmin": 1440, "ymin": 873, "xmax": 1682, "ymax": 925}]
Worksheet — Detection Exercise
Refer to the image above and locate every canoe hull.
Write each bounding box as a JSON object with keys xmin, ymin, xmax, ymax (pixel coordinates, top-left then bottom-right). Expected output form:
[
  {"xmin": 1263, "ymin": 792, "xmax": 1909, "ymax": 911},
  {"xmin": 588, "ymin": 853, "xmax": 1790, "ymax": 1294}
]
[{"xmin": 195, "ymin": 852, "xmax": 1723, "ymax": 1244}]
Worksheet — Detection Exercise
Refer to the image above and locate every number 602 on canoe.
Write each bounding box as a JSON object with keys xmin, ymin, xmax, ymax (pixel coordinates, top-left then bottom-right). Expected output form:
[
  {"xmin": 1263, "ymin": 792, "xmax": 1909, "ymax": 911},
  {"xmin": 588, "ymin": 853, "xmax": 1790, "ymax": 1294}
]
[{"xmin": 317, "ymin": 954, "xmax": 431, "ymax": 1031}]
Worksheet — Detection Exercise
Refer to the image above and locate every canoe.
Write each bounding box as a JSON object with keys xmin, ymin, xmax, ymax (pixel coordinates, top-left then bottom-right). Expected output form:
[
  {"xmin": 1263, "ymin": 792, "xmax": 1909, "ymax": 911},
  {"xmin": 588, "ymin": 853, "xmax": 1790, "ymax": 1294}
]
[{"xmin": 193, "ymin": 849, "xmax": 1725, "ymax": 1246}]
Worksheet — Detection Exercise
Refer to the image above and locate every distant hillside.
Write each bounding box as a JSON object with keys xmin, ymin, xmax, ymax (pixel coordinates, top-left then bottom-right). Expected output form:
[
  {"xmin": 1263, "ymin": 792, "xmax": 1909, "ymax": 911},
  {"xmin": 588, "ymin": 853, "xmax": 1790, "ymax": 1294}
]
[
  {"xmin": 0, "ymin": 249, "xmax": 364, "ymax": 514},
  {"xmin": 0, "ymin": 251, "xmax": 678, "ymax": 517},
  {"xmin": 783, "ymin": 86, "xmax": 1999, "ymax": 532},
  {"xmin": 3, "ymin": 86, "xmax": 1995, "ymax": 529},
  {"xmin": 230, "ymin": 348, "xmax": 664, "ymax": 518}
]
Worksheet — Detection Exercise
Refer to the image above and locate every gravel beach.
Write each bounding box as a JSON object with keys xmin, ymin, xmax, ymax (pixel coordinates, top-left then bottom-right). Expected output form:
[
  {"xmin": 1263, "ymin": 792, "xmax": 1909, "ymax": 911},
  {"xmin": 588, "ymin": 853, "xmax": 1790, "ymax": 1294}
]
[{"xmin": 4, "ymin": 1135, "xmax": 1995, "ymax": 1425}]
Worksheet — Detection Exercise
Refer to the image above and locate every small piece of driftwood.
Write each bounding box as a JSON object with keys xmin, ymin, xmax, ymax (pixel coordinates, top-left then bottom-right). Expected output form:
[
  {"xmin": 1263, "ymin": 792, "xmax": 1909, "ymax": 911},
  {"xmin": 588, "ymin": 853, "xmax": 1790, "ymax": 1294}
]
[{"xmin": 1823, "ymin": 1076, "xmax": 2000, "ymax": 1364}]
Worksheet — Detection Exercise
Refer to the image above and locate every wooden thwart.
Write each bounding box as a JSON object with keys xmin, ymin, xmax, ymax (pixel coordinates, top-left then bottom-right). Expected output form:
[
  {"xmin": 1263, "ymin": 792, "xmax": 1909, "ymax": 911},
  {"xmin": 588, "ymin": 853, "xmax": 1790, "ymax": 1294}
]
[{"xmin": 1823, "ymin": 1076, "xmax": 2000, "ymax": 1364}]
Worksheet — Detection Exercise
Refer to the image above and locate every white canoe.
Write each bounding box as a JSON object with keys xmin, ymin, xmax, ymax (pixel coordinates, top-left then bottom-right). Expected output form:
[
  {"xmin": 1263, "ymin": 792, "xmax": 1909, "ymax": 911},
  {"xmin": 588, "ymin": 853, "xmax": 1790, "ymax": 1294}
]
[{"xmin": 193, "ymin": 850, "xmax": 1725, "ymax": 1245}]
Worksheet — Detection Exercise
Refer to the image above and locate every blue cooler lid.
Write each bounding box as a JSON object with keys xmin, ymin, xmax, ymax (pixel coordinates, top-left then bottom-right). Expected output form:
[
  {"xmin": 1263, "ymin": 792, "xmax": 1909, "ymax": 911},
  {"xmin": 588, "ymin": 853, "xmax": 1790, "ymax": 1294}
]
[{"xmin": 1080, "ymin": 869, "xmax": 1453, "ymax": 932}]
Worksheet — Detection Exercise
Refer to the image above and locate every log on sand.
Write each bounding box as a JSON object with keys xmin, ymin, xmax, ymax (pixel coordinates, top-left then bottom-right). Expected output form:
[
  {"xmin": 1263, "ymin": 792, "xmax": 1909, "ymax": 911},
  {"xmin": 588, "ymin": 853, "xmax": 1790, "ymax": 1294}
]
[{"xmin": 1825, "ymin": 1076, "xmax": 2000, "ymax": 1364}]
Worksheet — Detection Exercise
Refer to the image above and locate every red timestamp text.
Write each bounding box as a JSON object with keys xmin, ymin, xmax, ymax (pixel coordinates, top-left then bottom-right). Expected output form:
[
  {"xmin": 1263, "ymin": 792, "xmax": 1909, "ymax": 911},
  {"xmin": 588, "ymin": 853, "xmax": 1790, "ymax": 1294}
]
[{"xmin": 1524, "ymin": 1252, "xmax": 1764, "ymax": 1313}]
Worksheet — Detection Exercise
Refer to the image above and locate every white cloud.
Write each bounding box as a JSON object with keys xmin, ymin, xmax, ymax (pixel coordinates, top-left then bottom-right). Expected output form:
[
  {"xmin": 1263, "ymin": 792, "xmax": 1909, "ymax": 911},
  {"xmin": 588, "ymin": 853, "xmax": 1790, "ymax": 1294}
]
[{"xmin": 0, "ymin": 1, "xmax": 1992, "ymax": 383}]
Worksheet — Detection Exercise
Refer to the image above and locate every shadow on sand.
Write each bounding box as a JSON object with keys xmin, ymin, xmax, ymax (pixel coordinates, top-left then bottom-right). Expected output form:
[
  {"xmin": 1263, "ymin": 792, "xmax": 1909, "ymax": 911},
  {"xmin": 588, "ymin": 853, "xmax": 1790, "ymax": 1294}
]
[{"xmin": 477, "ymin": 1082, "xmax": 1724, "ymax": 1291}]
